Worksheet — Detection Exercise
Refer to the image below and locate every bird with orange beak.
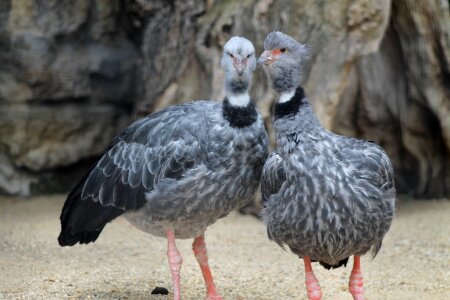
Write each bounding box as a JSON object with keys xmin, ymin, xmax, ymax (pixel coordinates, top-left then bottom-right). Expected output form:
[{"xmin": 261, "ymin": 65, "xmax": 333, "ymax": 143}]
[
  {"xmin": 258, "ymin": 31, "xmax": 395, "ymax": 300},
  {"xmin": 258, "ymin": 32, "xmax": 309, "ymax": 99}
]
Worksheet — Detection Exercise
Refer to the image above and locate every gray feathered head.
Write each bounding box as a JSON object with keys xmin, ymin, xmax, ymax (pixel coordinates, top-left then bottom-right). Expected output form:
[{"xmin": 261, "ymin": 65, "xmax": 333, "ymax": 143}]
[
  {"xmin": 221, "ymin": 36, "xmax": 257, "ymax": 94},
  {"xmin": 258, "ymin": 31, "xmax": 309, "ymax": 93}
]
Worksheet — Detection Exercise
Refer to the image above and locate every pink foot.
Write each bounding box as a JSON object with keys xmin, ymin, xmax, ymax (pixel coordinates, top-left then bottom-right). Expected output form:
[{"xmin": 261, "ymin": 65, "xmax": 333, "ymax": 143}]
[
  {"xmin": 167, "ymin": 229, "xmax": 183, "ymax": 300},
  {"xmin": 193, "ymin": 234, "xmax": 223, "ymax": 300},
  {"xmin": 305, "ymin": 271, "xmax": 322, "ymax": 300},
  {"xmin": 303, "ymin": 256, "xmax": 322, "ymax": 300},
  {"xmin": 349, "ymin": 256, "xmax": 365, "ymax": 300}
]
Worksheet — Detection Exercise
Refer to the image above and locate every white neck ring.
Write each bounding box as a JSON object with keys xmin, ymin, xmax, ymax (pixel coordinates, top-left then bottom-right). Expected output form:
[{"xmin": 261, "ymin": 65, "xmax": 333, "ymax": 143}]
[
  {"xmin": 227, "ymin": 92, "xmax": 250, "ymax": 107},
  {"xmin": 279, "ymin": 89, "xmax": 296, "ymax": 103}
]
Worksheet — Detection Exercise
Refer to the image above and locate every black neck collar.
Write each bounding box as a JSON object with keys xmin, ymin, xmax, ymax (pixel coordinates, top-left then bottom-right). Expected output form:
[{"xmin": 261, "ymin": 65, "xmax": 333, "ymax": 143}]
[
  {"xmin": 274, "ymin": 87, "xmax": 306, "ymax": 119},
  {"xmin": 222, "ymin": 98, "xmax": 258, "ymax": 128}
]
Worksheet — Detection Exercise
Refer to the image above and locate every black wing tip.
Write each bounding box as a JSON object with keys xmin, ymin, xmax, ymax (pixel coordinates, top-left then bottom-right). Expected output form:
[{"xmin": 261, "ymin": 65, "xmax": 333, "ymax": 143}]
[
  {"xmin": 58, "ymin": 228, "xmax": 102, "ymax": 247},
  {"xmin": 58, "ymin": 174, "xmax": 123, "ymax": 247}
]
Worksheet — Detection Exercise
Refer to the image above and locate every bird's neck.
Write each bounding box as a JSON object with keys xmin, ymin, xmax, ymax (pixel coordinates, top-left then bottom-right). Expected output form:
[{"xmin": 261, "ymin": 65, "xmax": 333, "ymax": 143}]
[
  {"xmin": 271, "ymin": 68, "xmax": 302, "ymax": 94},
  {"xmin": 225, "ymin": 76, "xmax": 250, "ymax": 100},
  {"xmin": 279, "ymin": 89, "xmax": 296, "ymax": 103},
  {"xmin": 226, "ymin": 92, "xmax": 251, "ymax": 107},
  {"xmin": 274, "ymin": 87, "xmax": 307, "ymax": 119},
  {"xmin": 273, "ymin": 86, "xmax": 321, "ymax": 142},
  {"xmin": 222, "ymin": 91, "xmax": 257, "ymax": 128}
]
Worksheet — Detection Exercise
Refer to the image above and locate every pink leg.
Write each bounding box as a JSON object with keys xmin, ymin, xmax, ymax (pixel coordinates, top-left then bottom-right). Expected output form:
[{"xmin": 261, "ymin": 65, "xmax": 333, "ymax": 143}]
[
  {"xmin": 167, "ymin": 229, "xmax": 183, "ymax": 300},
  {"xmin": 303, "ymin": 256, "xmax": 322, "ymax": 300},
  {"xmin": 193, "ymin": 235, "xmax": 223, "ymax": 300},
  {"xmin": 349, "ymin": 255, "xmax": 364, "ymax": 300}
]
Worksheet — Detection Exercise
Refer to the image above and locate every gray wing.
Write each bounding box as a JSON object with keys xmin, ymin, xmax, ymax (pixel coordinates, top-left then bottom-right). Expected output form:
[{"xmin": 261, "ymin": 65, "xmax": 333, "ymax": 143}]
[
  {"xmin": 261, "ymin": 152, "xmax": 286, "ymax": 208},
  {"xmin": 81, "ymin": 104, "xmax": 208, "ymax": 210},
  {"xmin": 339, "ymin": 139, "xmax": 395, "ymax": 195},
  {"xmin": 338, "ymin": 139, "xmax": 396, "ymax": 256}
]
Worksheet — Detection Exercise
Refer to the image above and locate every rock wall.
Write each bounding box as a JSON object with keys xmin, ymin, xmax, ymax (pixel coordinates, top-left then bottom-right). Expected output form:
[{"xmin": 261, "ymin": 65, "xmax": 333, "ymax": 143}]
[
  {"xmin": 0, "ymin": 0, "xmax": 449, "ymax": 197},
  {"xmin": 334, "ymin": 0, "xmax": 450, "ymax": 197},
  {"xmin": 0, "ymin": 0, "xmax": 136, "ymax": 195}
]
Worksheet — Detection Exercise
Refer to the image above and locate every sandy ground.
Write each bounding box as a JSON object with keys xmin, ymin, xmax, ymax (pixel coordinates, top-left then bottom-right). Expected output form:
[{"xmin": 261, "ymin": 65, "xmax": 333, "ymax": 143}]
[{"xmin": 0, "ymin": 196, "xmax": 449, "ymax": 300}]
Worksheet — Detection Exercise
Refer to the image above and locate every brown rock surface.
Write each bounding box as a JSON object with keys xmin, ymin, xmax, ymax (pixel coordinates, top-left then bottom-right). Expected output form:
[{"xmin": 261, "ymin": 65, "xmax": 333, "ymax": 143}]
[
  {"xmin": 0, "ymin": 0, "xmax": 449, "ymax": 197},
  {"xmin": 0, "ymin": 0, "xmax": 137, "ymax": 195}
]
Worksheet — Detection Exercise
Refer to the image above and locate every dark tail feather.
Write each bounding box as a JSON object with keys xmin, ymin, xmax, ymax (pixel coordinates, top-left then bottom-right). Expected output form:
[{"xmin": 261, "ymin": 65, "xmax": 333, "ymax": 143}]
[
  {"xmin": 58, "ymin": 172, "xmax": 124, "ymax": 247},
  {"xmin": 319, "ymin": 257, "xmax": 349, "ymax": 270}
]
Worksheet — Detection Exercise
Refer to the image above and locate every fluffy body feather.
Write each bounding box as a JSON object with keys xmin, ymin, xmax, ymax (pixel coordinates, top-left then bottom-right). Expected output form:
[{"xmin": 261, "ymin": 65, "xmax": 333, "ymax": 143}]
[
  {"xmin": 59, "ymin": 100, "xmax": 268, "ymax": 244},
  {"xmin": 261, "ymin": 88, "xmax": 395, "ymax": 267}
]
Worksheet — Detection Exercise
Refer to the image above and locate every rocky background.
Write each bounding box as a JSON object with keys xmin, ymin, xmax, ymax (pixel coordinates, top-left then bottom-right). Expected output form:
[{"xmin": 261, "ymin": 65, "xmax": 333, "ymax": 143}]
[{"xmin": 0, "ymin": 0, "xmax": 449, "ymax": 198}]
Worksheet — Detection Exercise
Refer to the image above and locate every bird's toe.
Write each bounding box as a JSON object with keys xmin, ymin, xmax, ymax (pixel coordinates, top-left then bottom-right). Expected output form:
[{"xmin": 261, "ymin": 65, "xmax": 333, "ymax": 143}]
[{"xmin": 206, "ymin": 294, "xmax": 223, "ymax": 300}]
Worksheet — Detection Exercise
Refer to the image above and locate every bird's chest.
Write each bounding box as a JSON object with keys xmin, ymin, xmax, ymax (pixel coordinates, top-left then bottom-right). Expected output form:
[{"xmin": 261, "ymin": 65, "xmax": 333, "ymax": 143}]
[{"xmin": 208, "ymin": 127, "xmax": 265, "ymax": 169}]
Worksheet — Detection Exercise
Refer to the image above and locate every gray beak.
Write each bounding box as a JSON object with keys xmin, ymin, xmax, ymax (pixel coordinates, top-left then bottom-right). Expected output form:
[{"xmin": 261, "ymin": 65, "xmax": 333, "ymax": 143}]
[
  {"xmin": 258, "ymin": 50, "xmax": 276, "ymax": 65},
  {"xmin": 234, "ymin": 61, "xmax": 247, "ymax": 76}
]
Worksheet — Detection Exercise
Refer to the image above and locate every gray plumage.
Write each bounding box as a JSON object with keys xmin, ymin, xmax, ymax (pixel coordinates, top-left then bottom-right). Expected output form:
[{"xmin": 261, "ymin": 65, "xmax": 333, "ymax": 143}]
[
  {"xmin": 260, "ymin": 31, "xmax": 395, "ymax": 268},
  {"xmin": 119, "ymin": 101, "xmax": 269, "ymax": 239},
  {"xmin": 59, "ymin": 36, "xmax": 269, "ymax": 244}
]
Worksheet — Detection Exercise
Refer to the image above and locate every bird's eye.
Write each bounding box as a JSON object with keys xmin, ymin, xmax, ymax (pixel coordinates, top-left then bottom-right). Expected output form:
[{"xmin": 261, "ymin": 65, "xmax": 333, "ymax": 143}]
[
  {"xmin": 247, "ymin": 53, "xmax": 252, "ymax": 58},
  {"xmin": 280, "ymin": 48, "xmax": 287, "ymax": 53},
  {"xmin": 228, "ymin": 53, "xmax": 234, "ymax": 58}
]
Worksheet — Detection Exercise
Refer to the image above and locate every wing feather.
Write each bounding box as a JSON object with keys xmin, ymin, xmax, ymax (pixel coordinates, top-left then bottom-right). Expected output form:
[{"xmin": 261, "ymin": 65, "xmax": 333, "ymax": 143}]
[
  {"xmin": 261, "ymin": 152, "xmax": 286, "ymax": 208},
  {"xmin": 340, "ymin": 140, "xmax": 395, "ymax": 192},
  {"xmin": 59, "ymin": 102, "xmax": 214, "ymax": 246},
  {"xmin": 80, "ymin": 105, "xmax": 207, "ymax": 211}
]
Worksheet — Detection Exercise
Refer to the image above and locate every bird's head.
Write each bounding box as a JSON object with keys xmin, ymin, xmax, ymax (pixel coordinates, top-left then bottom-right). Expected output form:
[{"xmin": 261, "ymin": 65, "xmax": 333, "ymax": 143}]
[
  {"xmin": 221, "ymin": 36, "xmax": 257, "ymax": 94},
  {"xmin": 258, "ymin": 31, "xmax": 309, "ymax": 94}
]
